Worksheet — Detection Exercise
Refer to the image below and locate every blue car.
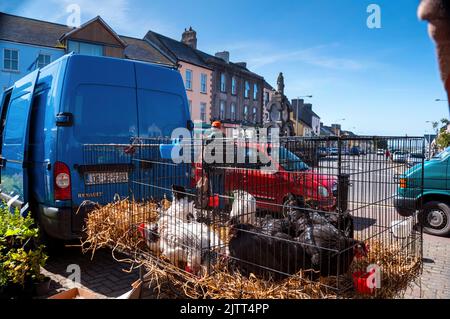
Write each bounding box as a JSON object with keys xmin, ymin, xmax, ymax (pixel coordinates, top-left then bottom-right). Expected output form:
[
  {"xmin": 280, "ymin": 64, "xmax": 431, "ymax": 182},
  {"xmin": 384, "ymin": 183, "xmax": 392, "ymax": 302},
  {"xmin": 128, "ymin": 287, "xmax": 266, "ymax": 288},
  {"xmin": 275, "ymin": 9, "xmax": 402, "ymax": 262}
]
[
  {"xmin": 350, "ymin": 146, "xmax": 361, "ymax": 156},
  {"xmin": 0, "ymin": 54, "xmax": 192, "ymax": 241}
]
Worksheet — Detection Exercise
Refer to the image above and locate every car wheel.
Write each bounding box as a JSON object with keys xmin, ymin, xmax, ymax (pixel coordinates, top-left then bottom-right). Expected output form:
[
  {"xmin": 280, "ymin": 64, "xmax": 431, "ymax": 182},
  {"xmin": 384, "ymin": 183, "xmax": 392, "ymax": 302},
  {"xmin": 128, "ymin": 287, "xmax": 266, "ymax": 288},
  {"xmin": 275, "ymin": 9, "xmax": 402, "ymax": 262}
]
[{"xmin": 420, "ymin": 201, "xmax": 450, "ymax": 237}]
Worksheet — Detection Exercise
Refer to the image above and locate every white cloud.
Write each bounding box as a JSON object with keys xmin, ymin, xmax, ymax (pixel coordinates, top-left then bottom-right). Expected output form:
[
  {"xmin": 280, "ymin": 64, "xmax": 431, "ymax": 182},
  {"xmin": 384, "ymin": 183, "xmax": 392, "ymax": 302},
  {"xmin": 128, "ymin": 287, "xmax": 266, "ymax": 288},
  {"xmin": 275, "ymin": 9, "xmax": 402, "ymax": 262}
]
[
  {"xmin": 247, "ymin": 44, "xmax": 368, "ymax": 71},
  {"xmin": 6, "ymin": 0, "xmax": 175, "ymax": 38},
  {"xmin": 208, "ymin": 40, "xmax": 376, "ymax": 72}
]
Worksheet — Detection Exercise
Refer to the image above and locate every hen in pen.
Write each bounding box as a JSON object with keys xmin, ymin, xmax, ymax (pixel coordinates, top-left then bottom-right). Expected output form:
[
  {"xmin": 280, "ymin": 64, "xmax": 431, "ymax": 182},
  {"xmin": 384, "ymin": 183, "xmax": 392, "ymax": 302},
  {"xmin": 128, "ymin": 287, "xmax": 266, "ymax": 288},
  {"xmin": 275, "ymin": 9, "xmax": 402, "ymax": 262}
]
[
  {"xmin": 228, "ymin": 223, "xmax": 312, "ymax": 280},
  {"xmin": 138, "ymin": 214, "xmax": 227, "ymax": 275}
]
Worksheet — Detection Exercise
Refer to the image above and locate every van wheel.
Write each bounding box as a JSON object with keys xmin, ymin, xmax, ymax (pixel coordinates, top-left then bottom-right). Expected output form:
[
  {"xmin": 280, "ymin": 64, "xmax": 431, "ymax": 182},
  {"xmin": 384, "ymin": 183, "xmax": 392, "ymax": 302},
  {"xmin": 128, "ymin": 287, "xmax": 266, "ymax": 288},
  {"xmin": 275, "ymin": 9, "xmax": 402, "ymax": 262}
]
[{"xmin": 420, "ymin": 201, "xmax": 450, "ymax": 237}]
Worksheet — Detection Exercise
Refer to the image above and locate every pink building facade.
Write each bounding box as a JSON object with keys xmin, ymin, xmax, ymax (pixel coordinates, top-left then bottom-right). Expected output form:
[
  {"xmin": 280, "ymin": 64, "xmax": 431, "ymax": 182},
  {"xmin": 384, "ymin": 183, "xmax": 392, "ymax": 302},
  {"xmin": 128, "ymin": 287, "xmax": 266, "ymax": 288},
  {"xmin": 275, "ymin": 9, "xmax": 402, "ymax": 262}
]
[{"xmin": 178, "ymin": 61, "xmax": 213, "ymax": 124}]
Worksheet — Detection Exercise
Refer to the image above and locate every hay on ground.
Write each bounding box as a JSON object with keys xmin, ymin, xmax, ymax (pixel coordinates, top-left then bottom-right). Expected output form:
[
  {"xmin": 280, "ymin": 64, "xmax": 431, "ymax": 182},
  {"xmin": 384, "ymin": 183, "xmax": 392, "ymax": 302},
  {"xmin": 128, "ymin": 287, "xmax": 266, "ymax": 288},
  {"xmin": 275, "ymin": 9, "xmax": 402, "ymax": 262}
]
[{"xmin": 81, "ymin": 200, "xmax": 422, "ymax": 299}]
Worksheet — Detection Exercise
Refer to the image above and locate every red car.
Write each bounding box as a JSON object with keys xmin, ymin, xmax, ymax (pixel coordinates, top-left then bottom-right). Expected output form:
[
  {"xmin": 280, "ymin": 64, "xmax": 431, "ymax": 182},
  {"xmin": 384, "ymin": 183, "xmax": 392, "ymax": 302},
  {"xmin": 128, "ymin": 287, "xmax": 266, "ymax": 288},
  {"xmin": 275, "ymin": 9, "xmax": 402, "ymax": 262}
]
[{"xmin": 195, "ymin": 144, "xmax": 337, "ymax": 214}]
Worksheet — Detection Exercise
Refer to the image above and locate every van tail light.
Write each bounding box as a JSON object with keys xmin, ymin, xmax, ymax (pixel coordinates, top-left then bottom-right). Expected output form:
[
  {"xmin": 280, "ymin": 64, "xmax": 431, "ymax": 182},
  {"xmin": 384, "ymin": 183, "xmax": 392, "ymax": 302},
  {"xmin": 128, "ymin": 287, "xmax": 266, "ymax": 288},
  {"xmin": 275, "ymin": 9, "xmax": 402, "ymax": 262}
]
[
  {"xmin": 399, "ymin": 178, "xmax": 407, "ymax": 189},
  {"xmin": 54, "ymin": 161, "xmax": 71, "ymax": 200}
]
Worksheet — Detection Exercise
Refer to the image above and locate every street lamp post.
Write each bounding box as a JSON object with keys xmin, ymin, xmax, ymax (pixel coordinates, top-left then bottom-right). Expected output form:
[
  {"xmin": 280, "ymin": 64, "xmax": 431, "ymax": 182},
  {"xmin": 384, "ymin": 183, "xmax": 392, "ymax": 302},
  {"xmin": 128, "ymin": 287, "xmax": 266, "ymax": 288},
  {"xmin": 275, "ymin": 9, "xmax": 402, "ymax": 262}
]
[
  {"xmin": 425, "ymin": 120, "xmax": 439, "ymax": 158},
  {"xmin": 436, "ymin": 99, "xmax": 450, "ymax": 115}
]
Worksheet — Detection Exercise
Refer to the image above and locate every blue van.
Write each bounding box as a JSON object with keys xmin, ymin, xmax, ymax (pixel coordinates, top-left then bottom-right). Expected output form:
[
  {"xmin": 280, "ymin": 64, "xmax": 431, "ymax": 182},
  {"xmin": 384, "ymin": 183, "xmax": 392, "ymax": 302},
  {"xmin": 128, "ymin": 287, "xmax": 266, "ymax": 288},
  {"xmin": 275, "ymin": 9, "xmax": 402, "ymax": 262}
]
[{"xmin": 0, "ymin": 54, "xmax": 192, "ymax": 241}]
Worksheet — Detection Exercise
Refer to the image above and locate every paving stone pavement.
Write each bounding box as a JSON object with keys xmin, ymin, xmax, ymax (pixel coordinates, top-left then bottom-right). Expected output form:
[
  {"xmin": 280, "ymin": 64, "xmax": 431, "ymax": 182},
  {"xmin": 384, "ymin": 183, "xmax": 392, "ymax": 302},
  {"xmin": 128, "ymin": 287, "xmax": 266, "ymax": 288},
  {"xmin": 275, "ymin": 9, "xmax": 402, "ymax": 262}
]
[
  {"xmin": 404, "ymin": 234, "xmax": 450, "ymax": 299},
  {"xmin": 39, "ymin": 233, "xmax": 449, "ymax": 299},
  {"xmin": 40, "ymin": 246, "xmax": 139, "ymax": 299}
]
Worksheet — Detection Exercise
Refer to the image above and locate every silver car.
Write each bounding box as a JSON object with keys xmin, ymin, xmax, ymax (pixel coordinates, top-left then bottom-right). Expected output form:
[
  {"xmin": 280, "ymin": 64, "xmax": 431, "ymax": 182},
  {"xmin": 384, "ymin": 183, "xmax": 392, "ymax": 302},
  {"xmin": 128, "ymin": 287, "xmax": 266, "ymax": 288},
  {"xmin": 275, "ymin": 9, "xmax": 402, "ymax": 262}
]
[{"xmin": 392, "ymin": 151, "xmax": 408, "ymax": 163}]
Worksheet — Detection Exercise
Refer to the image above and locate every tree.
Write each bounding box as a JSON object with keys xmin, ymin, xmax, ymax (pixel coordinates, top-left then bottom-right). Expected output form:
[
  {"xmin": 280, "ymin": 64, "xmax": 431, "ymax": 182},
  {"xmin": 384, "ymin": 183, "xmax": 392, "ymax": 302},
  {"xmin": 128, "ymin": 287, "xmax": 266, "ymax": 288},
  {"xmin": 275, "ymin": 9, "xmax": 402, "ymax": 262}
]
[
  {"xmin": 432, "ymin": 121, "xmax": 439, "ymax": 134},
  {"xmin": 436, "ymin": 130, "xmax": 450, "ymax": 149}
]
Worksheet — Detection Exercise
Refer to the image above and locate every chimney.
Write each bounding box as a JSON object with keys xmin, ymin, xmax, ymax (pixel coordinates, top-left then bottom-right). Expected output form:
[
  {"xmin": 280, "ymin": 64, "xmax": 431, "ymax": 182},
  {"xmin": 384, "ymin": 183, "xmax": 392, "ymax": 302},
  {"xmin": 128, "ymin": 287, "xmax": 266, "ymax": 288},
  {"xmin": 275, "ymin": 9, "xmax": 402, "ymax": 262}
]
[
  {"xmin": 215, "ymin": 51, "xmax": 230, "ymax": 63},
  {"xmin": 331, "ymin": 124, "xmax": 341, "ymax": 136},
  {"xmin": 292, "ymin": 99, "xmax": 304, "ymax": 110},
  {"xmin": 181, "ymin": 26, "xmax": 197, "ymax": 49},
  {"xmin": 236, "ymin": 62, "xmax": 247, "ymax": 68},
  {"xmin": 304, "ymin": 103, "xmax": 312, "ymax": 111}
]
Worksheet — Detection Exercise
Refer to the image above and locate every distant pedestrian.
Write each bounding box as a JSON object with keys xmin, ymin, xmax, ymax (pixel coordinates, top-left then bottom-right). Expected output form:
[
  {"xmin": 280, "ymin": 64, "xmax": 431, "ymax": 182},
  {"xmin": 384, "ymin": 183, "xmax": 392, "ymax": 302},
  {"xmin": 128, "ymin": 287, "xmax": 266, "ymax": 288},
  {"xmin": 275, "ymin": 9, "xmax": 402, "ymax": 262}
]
[{"xmin": 385, "ymin": 149, "xmax": 391, "ymax": 161}]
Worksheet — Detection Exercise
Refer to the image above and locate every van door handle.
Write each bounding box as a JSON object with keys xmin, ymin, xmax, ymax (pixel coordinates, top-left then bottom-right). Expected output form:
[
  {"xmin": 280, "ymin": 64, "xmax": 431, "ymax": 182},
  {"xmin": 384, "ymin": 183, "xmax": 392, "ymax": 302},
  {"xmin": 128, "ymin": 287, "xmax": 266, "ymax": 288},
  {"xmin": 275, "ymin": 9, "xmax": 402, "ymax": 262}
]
[
  {"xmin": 56, "ymin": 112, "xmax": 73, "ymax": 127},
  {"xmin": 0, "ymin": 157, "xmax": 6, "ymax": 168}
]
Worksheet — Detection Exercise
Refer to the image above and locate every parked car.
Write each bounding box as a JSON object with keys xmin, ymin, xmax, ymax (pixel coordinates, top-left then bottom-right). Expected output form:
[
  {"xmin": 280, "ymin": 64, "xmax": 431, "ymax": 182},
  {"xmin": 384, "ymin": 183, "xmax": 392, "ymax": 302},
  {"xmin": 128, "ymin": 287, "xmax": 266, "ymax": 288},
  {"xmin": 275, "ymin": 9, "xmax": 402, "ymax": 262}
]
[
  {"xmin": 329, "ymin": 147, "xmax": 339, "ymax": 156},
  {"xmin": 0, "ymin": 54, "xmax": 192, "ymax": 242},
  {"xmin": 350, "ymin": 146, "xmax": 361, "ymax": 156},
  {"xmin": 395, "ymin": 147, "xmax": 450, "ymax": 236},
  {"xmin": 318, "ymin": 147, "xmax": 329, "ymax": 157},
  {"xmin": 377, "ymin": 149, "xmax": 385, "ymax": 155},
  {"xmin": 195, "ymin": 144, "xmax": 338, "ymax": 214},
  {"xmin": 392, "ymin": 151, "xmax": 408, "ymax": 163}
]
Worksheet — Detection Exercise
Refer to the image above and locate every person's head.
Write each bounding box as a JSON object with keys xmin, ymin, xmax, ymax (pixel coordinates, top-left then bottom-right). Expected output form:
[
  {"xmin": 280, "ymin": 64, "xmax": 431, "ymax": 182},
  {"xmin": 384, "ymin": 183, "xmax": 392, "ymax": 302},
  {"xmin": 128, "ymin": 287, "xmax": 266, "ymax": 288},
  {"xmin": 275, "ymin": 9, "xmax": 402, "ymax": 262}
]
[
  {"xmin": 212, "ymin": 121, "xmax": 222, "ymax": 130},
  {"xmin": 419, "ymin": 0, "xmax": 450, "ymax": 105}
]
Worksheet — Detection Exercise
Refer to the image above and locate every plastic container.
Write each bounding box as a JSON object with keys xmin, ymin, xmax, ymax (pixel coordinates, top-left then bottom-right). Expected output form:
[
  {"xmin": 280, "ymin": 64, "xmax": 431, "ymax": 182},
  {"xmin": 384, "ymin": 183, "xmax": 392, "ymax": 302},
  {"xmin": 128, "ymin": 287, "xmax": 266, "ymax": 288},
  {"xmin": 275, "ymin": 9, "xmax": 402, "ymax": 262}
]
[
  {"xmin": 352, "ymin": 271, "xmax": 376, "ymax": 295},
  {"xmin": 208, "ymin": 195, "xmax": 220, "ymax": 208}
]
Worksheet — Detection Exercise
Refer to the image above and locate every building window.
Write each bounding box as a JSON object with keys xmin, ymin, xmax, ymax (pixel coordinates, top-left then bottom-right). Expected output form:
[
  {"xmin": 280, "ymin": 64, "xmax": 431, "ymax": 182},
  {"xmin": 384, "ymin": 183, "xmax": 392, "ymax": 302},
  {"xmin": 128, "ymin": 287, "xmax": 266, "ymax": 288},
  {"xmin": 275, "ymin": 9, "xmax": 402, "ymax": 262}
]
[
  {"xmin": 37, "ymin": 54, "xmax": 51, "ymax": 68},
  {"xmin": 252, "ymin": 107, "xmax": 257, "ymax": 123},
  {"xmin": 244, "ymin": 81, "xmax": 250, "ymax": 99},
  {"xmin": 264, "ymin": 92, "xmax": 270, "ymax": 105},
  {"xmin": 231, "ymin": 77, "xmax": 237, "ymax": 95},
  {"xmin": 243, "ymin": 105, "xmax": 249, "ymax": 121},
  {"xmin": 219, "ymin": 101, "xmax": 226, "ymax": 120},
  {"xmin": 200, "ymin": 73, "xmax": 207, "ymax": 93},
  {"xmin": 200, "ymin": 103, "xmax": 207, "ymax": 122},
  {"xmin": 3, "ymin": 49, "xmax": 19, "ymax": 71},
  {"xmin": 188, "ymin": 100, "xmax": 192, "ymax": 116},
  {"xmin": 253, "ymin": 83, "xmax": 258, "ymax": 100},
  {"xmin": 185, "ymin": 69, "xmax": 193, "ymax": 90},
  {"xmin": 220, "ymin": 73, "xmax": 226, "ymax": 92},
  {"xmin": 67, "ymin": 40, "xmax": 103, "ymax": 56},
  {"xmin": 231, "ymin": 103, "xmax": 236, "ymax": 121}
]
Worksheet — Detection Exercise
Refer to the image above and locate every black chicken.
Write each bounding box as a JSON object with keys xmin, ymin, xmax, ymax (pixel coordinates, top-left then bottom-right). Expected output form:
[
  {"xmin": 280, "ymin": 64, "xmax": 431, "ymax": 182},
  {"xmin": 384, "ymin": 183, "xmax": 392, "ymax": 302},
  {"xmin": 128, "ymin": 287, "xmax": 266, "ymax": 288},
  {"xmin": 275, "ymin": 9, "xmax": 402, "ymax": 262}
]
[
  {"xmin": 292, "ymin": 211, "xmax": 366, "ymax": 276},
  {"xmin": 283, "ymin": 193, "xmax": 364, "ymax": 276},
  {"xmin": 284, "ymin": 193, "xmax": 354, "ymax": 238},
  {"xmin": 259, "ymin": 215, "xmax": 295, "ymax": 237},
  {"xmin": 228, "ymin": 224, "xmax": 311, "ymax": 281}
]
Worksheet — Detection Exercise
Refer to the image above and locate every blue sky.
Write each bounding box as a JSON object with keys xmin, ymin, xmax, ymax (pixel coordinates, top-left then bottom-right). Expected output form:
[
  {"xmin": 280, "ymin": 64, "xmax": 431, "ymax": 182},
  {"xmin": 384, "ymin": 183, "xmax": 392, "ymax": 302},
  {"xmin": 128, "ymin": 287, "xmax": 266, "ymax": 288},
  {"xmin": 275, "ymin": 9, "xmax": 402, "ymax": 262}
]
[{"xmin": 1, "ymin": 0, "xmax": 448, "ymax": 136}]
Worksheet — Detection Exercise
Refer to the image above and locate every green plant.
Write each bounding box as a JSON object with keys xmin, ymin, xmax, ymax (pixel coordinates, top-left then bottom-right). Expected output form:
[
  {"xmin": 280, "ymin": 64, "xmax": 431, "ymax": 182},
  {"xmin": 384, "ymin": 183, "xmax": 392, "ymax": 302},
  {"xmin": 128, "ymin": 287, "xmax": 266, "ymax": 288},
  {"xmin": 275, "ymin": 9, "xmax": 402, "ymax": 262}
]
[
  {"xmin": 0, "ymin": 204, "xmax": 47, "ymax": 290},
  {"xmin": 436, "ymin": 130, "xmax": 450, "ymax": 149}
]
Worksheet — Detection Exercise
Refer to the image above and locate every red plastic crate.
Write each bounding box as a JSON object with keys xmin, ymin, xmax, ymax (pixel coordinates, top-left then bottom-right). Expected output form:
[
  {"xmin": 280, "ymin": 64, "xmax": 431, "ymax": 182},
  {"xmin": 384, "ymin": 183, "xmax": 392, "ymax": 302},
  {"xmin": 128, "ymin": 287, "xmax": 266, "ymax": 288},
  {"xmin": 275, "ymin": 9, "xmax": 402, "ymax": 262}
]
[{"xmin": 352, "ymin": 270, "xmax": 376, "ymax": 295}]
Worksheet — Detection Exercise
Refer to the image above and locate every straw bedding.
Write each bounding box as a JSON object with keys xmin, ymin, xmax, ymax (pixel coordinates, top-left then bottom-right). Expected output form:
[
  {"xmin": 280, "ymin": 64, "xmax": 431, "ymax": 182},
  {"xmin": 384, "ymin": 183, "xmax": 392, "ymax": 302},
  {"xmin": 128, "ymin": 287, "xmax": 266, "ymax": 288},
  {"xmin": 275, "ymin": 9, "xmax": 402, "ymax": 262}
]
[{"xmin": 81, "ymin": 199, "xmax": 422, "ymax": 299}]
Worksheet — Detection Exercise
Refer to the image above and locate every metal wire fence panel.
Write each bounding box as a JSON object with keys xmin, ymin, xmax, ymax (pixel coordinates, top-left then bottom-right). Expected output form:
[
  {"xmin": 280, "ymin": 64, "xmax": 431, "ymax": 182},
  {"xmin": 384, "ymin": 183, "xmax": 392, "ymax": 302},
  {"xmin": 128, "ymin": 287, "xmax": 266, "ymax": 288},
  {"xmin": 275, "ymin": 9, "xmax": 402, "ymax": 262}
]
[{"xmin": 82, "ymin": 135, "xmax": 424, "ymax": 296}]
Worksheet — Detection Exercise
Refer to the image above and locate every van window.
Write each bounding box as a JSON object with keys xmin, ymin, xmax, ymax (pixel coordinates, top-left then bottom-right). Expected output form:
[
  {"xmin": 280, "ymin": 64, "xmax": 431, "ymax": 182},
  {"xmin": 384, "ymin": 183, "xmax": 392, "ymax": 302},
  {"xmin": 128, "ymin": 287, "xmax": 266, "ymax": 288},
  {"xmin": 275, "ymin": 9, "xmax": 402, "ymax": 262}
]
[
  {"xmin": 72, "ymin": 85, "xmax": 137, "ymax": 143},
  {"xmin": 3, "ymin": 94, "xmax": 31, "ymax": 147},
  {"xmin": 138, "ymin": 90, "xmax": 186, "ymax": 137},
  {"xmin": 0, "ymin": 90, "xmax": 12, "ymax": 148}
]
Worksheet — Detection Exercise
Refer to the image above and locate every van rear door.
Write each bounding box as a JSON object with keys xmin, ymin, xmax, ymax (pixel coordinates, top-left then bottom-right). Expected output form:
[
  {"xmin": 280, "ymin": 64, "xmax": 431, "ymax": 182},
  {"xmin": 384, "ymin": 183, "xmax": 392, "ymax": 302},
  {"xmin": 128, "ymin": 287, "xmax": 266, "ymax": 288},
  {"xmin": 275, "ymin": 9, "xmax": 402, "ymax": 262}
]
[
  {"xmin": 0, "ymin": 70, "xmax": 39, "ymax": 211},
  {"xmin": 135, "ymin": 63, "xmax": 192, "ymax": 200}
]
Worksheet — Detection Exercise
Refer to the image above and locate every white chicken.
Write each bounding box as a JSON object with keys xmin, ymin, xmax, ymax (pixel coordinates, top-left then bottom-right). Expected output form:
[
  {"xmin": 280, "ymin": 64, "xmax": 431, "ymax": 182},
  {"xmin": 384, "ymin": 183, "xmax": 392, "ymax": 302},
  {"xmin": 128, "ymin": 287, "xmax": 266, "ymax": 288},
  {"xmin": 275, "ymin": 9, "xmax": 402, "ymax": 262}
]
[
  {"xmin": 164, "ymin": 185, "xmax": 200, "ymax": 222},
  {"xmin": 138, "ymin": 214, "xmax": 227, "ymax": 275},
  {"xmin": 229, "ymin": 190, "xmax": 257, "ymax": 225}
]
